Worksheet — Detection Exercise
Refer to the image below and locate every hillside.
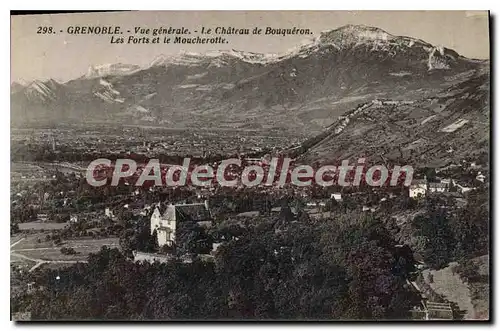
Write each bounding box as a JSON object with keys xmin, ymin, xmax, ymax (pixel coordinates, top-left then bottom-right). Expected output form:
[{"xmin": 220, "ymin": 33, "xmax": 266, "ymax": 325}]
[{"xmin": 296, "ymin": 67, "xmax": 489, "ymax": 167}]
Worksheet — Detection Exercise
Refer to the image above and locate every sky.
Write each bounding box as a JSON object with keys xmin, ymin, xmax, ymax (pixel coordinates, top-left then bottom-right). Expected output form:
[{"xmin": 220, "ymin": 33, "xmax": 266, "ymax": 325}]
[{"xmin": 11, "ymin": 10, "xmax": 490, "ymax": 83}]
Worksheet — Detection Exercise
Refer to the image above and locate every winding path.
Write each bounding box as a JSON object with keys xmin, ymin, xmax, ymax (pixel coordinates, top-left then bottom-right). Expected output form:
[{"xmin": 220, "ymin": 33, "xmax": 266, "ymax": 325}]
[{"xmin": 10, "ymin": 238, "xmax": 88, "ymax": 272}]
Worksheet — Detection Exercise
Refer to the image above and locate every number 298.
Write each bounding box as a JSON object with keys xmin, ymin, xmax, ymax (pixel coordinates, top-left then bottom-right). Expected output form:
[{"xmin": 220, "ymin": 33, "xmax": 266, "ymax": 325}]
[{"xmin": 37, "ymin": 26, "xmax": 54, "ymax": 34}]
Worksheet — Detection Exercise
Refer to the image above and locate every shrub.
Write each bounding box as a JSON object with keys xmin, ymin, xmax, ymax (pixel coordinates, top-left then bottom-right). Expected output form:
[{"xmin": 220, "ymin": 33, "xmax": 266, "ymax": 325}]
[{"xmin": 60, "ymin": 247, "xmax": 77, "ymax": 255}]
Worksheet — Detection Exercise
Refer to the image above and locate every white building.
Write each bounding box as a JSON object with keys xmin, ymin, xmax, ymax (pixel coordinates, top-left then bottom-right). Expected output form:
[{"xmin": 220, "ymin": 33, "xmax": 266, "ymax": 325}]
[
  {"xmin": 476, "ymin": 172, "xmax": 486, "ymax": 183},
  {"xmin": 428, "ymin": 182, "xmax": 449, "ymax": 193},
  {"xmin": 105, "ymin": 207, "xmax": 115, "ymax": 219},
  {"xmin": 409, "ymin": 179, "xmax": 427, "ymax": 198},
  {"xmin": 439, "ymin": 178, "xmax": 451, "ymax": 185},
  {"xmin": 150, "ymin": 200, "xmax": 210, "ymax": 247},
  {"xmin": 331, "ymin": 193, "xmax": 343, "ymax": 202},
  {"xmin": 410, "ymin": 179, "xmax": 450, "ymax": 198},
  {"xmin": 36, "ymin": 214, "xmax": 48, "ymax": 222}
]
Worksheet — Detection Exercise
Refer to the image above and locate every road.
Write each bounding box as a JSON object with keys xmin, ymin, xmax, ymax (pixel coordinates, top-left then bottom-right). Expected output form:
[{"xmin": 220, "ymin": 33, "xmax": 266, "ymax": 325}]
[{"xmin": 10, "ymin": 237, "xmax": 25, "ymax": 249}]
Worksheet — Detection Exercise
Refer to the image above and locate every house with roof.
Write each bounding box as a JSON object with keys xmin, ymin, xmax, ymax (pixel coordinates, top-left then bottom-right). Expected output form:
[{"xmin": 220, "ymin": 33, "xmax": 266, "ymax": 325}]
[
  {"xmin": 409, "ymin": 179, "xmax": 427, "ymax": 198},
  {"xmin": 331, "ymin": 193, "xmax": 343, "ymax": 202},
  {"xmin": 410, "ymin": 175, "xmax": 451, "ymax": 198},
  {"xmin": 36, "ymin": 214, "xmax": 48, "ymax": 222},
  {"xmin": 428, "ymin": 182, "xmax": 449, "ymax": 194},
  {"xmin": 104, "ymin": 207, "xmax": 116, "ymax": 220},
  {"xmin": 150, "ymin": 200, "xmax": 211, "ymax": 247}
]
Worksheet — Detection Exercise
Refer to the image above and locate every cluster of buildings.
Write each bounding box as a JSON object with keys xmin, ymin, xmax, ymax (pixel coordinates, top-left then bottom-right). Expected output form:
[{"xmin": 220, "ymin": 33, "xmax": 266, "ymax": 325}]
[
  {"xmin": 144, "ymin": 169, "xmax": 487, "ymax": 253},
  {"xmin": 409, "ymin": 174, "xmax": 485, "ymax": 199}
]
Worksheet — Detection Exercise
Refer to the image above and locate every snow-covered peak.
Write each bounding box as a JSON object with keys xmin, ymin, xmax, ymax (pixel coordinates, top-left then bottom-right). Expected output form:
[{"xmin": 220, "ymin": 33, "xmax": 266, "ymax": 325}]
[
  {"xmin": 314, "ymin": 24, "xmax": 455, "ymax": 67},
  {"xmin": 149, "ymin": 49, "xmax": 283, "ymax": 68},
  {"xmin": 219, "ymin": 49, "xmax": 281, "ymax": 63},
  {"xmin": 86, "ymin": 63, "xmax": 140, "ymax": 78},
  {"xmin": 24, "ymin": 79, "xmax": 59, "ymax": 101},
  {"xmin": 149, "ymin": 52, "xmax": 208, "ymax": 67},
  {"xmin": 318, "ymin": 25, "xmax": 394, "ymax": 46},
  {"xmin": 148, "ymin": 25, "xmax": 426, "ymax": 68},
  {"xmin": 87, "ymin": 25, "xmax": 461, "ymax": 77},
  {"xmin": 427, "ymin": 46, "xmax": 452, "ymax": 70}
]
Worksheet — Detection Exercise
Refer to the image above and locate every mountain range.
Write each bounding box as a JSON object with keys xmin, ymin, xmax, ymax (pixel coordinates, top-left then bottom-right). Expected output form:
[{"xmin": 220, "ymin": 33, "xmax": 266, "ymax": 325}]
[{"xmin": 11, "ymin": 24, "xmax": 489, "ymax": 164}]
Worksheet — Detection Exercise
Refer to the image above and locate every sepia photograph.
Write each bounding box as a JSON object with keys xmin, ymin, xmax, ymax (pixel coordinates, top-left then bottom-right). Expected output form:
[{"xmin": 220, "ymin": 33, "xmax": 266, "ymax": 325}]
[{"xmin": 10, "ymin": 10, "xmax": 490, "ymax": 321}]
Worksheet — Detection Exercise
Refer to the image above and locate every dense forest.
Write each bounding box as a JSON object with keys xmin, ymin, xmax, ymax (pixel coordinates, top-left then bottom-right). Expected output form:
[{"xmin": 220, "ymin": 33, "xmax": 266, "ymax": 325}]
[
  {"xmin": 14, "ymin": 213, "xmax": 422, "ymax": 320},
  {"xmin": 11, "ymin": 184, "xmax": 489, "ymax": 320}
]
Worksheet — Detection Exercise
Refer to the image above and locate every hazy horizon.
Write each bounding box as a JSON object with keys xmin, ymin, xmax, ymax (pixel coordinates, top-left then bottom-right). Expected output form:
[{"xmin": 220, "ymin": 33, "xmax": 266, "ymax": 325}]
[{"xmin": 11, "ymin": 10, "xmax": 490, "ymax": 83}]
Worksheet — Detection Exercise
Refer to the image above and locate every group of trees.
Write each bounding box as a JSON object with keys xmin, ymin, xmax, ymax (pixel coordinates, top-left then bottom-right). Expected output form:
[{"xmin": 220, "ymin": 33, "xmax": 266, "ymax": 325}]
[
  {"xmin": 60, "ymin": 247, "xmax": 78, "ymax": 255},
  {"xmin": 14, "ymin": 210, "xmax": 422, "ymax": 320},
  {"xmin": 412, "ymin": 186, "xmax": 489, "ymax": 269},
  {"xmin": 119, "ymin": 215, "xmax": 159, "ymax": 258}
]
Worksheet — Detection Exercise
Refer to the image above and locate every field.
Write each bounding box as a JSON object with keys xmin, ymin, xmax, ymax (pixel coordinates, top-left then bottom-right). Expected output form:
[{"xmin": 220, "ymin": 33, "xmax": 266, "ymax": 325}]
[
  {"xmin": 11, "ymin": 162, "xmax": 54, "ymax": 182},
  {"xmin": 422, "ymin": 262, "xmax": 474, "ymax": 319},
  {"xmin": 18, "ymin": 222, "xmax": 68, "ymax": 231},
  {"xmin": 11, "ymin": 234, "xmax": 120, "ymax": 270},
  {"xmin": 421, "ymin": 256, "xmax": 490, "ymax": 320}
]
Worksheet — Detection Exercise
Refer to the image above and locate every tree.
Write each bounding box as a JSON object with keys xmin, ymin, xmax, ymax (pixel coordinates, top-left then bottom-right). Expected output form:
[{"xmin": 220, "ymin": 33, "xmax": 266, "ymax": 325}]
[
  {"xmin": 10, "ymin": 221, "xmax": 19, "ymax": 235},
  {"xmin": 17, "ymin": 208, "xmax": 422, "ymax": 320},
  {"xmin": 148, "ymin": 229, "xmax": 160, "ymax": 253},
  {"xmin": 176, "ymin": 219, "xmax": 212, "ymax": 255},
  {"xmin": 60, "ymin": 247, "xmax": 77, "ymax": 255}
]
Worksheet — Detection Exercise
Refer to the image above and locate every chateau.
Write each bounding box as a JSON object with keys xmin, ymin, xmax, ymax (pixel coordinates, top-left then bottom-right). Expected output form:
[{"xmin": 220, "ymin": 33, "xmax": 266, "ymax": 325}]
[{"xmin": 150, "ymin": 200, "xmax": 211, "ymax": 247}]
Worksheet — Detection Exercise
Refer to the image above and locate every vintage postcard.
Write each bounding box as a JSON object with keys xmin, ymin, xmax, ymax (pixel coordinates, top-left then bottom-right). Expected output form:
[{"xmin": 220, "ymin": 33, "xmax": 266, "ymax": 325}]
[{"xmin": 10, "ymin": 10, "xmax": 490, "ymax": 321}]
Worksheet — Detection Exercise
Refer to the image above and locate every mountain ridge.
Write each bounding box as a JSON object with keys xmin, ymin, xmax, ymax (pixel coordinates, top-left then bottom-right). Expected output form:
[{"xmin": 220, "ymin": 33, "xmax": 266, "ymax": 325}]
[
  {"xmin": 11, "ymin": 24, "xmax": 488, "ymax": 149},
  {"xmin": 12, "ymin": 24, "xmax": 481, "ymax": 86}
]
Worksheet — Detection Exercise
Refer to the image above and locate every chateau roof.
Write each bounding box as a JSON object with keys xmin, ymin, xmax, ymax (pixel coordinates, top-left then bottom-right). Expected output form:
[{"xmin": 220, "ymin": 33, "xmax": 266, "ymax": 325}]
[{"xmin": 174, "ymin": 203, "xmax": 209, "ymax": 222}]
